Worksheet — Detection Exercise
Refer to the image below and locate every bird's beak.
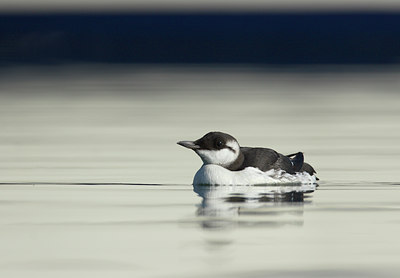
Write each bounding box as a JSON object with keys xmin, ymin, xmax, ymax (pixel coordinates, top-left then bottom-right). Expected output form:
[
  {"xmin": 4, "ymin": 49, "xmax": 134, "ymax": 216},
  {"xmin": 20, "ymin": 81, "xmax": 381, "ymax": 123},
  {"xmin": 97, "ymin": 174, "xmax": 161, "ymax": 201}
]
[{"xmin": 177, "ymin": 141, "xmax": 200, "ymax": 150}]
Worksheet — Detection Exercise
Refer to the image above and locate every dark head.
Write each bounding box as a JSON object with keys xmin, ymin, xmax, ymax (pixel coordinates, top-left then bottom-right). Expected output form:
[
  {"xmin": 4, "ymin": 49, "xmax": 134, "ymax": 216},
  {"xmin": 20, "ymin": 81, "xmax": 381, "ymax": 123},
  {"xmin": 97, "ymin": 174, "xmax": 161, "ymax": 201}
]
[{"xmin": 177, "ymin": 131, "xmax": 241, "ymax": 167}]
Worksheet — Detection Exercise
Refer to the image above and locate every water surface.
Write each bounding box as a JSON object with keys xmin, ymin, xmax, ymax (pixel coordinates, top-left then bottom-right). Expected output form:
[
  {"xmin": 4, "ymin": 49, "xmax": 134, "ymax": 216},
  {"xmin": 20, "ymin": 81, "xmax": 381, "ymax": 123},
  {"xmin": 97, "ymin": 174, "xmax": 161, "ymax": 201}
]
[{"xmin": 0, "ymin": 65, "xmax": 399, "ymax": 277}]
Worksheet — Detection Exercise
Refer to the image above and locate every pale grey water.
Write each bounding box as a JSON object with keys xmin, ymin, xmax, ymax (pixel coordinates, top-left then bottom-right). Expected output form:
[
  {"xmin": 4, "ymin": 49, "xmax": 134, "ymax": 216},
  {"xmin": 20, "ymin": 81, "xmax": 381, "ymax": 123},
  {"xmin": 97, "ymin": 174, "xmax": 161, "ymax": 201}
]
[{"xmin": 0, "ymin": 65, "xmax": 399, "ymax": 277}]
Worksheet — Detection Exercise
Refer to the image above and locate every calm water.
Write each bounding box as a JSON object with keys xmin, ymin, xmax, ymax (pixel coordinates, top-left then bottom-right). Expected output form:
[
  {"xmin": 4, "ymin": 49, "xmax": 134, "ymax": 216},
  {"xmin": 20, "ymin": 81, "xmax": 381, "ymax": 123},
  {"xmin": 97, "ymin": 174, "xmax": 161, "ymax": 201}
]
[{"xmin": 0, "ymin": 65, "xmax": 399, "ymax": 277}]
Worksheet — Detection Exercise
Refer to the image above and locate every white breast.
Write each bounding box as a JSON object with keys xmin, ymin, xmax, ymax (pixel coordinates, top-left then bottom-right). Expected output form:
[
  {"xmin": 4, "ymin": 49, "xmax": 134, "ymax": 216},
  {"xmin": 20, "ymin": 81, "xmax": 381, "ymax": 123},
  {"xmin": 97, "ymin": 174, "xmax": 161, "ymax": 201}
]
[{"xmin": 193, "ymin": 164, "xmax": 316, "ymax": 186}]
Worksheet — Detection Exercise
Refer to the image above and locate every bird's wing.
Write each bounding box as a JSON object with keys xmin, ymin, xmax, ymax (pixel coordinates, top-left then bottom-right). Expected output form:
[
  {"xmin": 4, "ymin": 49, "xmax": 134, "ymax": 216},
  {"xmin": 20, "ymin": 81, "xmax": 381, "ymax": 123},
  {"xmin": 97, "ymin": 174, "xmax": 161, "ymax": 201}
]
[{"xmin": 240, "ymin": 147, "xmax": 294, "ymax": 173}]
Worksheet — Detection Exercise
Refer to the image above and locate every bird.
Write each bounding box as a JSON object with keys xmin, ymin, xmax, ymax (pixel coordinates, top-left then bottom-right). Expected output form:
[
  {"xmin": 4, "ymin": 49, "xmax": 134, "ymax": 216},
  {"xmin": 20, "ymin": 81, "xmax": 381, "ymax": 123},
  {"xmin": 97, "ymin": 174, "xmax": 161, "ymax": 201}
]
[{"xmin": 177, "ymin": 131, "xmax": 317, "ymax": 177}]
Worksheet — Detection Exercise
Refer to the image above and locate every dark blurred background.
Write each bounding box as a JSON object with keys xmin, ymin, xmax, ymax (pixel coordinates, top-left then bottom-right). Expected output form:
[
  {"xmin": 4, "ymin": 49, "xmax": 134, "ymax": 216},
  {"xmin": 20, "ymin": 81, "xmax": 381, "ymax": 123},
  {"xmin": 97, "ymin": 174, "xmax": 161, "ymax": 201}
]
[{"xmin": 1, "ymin": 2, "xmax": 400, "ymax": 66}]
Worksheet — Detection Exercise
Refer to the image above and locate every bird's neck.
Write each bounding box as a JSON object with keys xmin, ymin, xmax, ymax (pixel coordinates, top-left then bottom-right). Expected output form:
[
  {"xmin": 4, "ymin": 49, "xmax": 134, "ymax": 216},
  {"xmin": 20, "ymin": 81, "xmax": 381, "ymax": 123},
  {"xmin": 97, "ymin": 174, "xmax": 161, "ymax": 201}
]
[{"xmin": 225, "ymin": 150, "xmax": 244, "ymax": 171}]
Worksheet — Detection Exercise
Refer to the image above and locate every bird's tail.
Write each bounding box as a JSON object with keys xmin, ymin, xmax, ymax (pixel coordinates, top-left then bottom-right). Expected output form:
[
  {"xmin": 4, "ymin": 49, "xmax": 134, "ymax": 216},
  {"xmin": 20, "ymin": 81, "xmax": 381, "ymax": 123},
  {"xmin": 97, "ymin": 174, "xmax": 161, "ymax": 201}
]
[{"xmin": 287, "ymin": 152, "xmax": 319, "ymax": 180}]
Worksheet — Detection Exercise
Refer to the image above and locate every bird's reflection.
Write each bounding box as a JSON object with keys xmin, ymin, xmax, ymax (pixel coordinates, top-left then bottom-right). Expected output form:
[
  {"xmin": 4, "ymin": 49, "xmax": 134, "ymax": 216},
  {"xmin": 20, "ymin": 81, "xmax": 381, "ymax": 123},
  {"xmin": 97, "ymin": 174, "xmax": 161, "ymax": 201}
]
[{"xmin": 193, "ymin": 183, "xmax": 316, "ymax": 230}]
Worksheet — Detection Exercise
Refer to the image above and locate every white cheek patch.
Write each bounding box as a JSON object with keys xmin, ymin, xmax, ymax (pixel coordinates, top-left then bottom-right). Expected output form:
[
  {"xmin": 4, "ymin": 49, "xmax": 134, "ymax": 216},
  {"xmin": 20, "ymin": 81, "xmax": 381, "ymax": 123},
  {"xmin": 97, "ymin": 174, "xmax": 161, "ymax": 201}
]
[
  {"xmin": 196, "ymin": 140, "xmax": 239, "ymax": 167},
  {"xmin": 226, "ymin": 140, "xmax": 240, "ymax": 153}
]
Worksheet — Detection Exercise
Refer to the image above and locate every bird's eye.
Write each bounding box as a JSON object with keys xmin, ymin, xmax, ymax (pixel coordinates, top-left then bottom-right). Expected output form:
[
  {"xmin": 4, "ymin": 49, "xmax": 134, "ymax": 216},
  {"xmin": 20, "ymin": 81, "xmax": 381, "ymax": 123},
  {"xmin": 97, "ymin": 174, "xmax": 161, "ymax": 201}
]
[{"xmin": 216, "ymin": 141, "xmax": 223, "ymax": 148}]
